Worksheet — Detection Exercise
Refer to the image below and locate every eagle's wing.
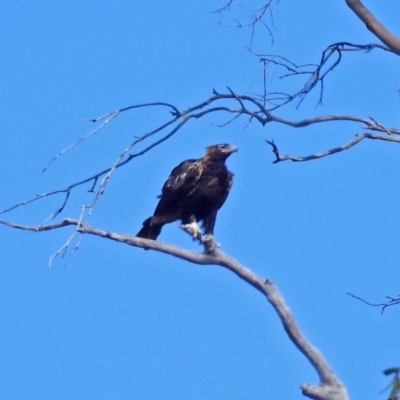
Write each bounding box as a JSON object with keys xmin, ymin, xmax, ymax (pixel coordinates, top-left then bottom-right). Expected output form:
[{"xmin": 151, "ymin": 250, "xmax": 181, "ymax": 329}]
[
  {"xmin": 216, "ymin": 170, "xmax": 234, "ymax": 208},
  {"xmin": 200, "ymin": 170, "xmax": 234, "ymax": 235},
  {"xmin": 153, "ymin": 158, "xmax": 203, "ymax": 217}
]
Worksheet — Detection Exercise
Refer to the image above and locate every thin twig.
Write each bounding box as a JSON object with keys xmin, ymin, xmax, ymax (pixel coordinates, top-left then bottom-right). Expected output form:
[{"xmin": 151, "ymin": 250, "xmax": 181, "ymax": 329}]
[
  {"xmin": 347, "ymin": 292, "xmax": 400, "ymax": 314},
  {"xmin": 251, "ymin": 41, "xmax": 393, "ymax": 109},
  {"xmin": 266, "ymin": 133, "xmax": 400, "ymax": 163},
  {"xmin": 42, "ymin": 111, "xmax": 120, "ymax": 173}
]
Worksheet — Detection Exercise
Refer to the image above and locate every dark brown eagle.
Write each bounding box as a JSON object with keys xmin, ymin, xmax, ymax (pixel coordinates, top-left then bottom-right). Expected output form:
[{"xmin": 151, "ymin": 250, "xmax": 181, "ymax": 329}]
[{"xmin": 136, "ymin": 143, "xmax": 237, "ymax": 240}]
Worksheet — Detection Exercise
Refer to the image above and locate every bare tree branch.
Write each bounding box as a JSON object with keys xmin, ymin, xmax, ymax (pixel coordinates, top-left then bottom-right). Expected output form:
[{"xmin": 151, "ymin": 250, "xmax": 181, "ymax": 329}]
[
  {"xmin": 42, "ymin": 111, "xmax": 120, "ymax": 173},
  {"xmin": 0, "ymin": 217, "xmax": 348, "ymax": 400},
  {"xmin": 2, "ymin": 91, "xmax": 398, "ymax": 221},
  {"xmin": 345, "ymin": 0, "xmax": 400, "ymax": 56},
  {"xmin": 266, "ymin": 133, "xmax": 400, "ymax": 163},
  {"xmin": 213, "ymin": 0, "xmax": 276, "ymax": 48},
  {"xmin": 347, "ymin": 292, "xmax": 400, "ymax": 314},
  {"xmin": 4, "ymin": 3, "xmax": 399, "ymax": 398},
  {"xmin": 253, "ymin": 41, "xmax": 393, "ymax": 110},
  {"xmin": 43, "ymin": 102, "xmax": 182, "ymax": 173}
]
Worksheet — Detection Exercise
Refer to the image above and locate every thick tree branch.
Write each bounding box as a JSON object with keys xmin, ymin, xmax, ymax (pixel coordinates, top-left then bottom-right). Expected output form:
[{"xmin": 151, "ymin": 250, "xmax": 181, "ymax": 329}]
[
  {"xmin": 345, "ymin": 0, "xmax": 400, "ymax": 55},
  {"xmin": 0, "ymin": 217, "xmax": 348, "ymax": 400}
]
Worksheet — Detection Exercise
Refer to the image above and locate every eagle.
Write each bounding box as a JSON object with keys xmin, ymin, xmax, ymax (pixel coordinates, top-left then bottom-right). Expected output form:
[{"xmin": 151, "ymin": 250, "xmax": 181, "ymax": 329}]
[{"xmin": 136, "ymin": 143, "xmax": 237, "ymax": 240}]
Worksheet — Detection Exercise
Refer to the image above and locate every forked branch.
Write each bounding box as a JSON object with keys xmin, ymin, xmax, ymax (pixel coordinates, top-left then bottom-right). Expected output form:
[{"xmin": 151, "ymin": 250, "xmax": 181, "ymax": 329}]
[
  {"xmin": 347, "ymin": 292, "xmax": 400, "ymax": 314},
  {"xmin": 254, "ymin": 41, "xmax": 393, "ymax": 110}
]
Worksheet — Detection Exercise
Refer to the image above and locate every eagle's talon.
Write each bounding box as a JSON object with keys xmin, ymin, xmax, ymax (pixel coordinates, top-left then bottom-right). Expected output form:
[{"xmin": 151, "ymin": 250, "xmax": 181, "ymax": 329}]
[
  {"xmin": 201, "ymin": 234, "xmax": 220, "ymax": 255},
  {"xmin": 180, "ymin": 221, "xmax": 202, "ymax": 241}
]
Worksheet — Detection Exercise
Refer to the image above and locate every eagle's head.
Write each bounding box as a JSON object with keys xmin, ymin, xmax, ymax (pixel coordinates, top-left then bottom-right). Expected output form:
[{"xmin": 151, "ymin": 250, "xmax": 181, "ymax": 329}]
[{"xmin": 205, "ymin": 143, "xmax": 237, "ymax": 161}]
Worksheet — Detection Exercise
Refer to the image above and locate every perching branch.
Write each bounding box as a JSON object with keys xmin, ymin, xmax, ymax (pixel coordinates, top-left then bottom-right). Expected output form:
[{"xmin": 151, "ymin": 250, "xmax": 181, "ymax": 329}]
[{"xmin": 0, "ymin": 217, "xmax": 348, "ymax": 400}]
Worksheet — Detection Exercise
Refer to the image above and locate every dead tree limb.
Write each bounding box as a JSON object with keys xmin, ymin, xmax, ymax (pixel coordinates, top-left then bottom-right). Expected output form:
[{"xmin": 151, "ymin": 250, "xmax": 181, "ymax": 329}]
[{"xmin": 0, "ymin": 217, "xmax": 348, "ymax": 400}]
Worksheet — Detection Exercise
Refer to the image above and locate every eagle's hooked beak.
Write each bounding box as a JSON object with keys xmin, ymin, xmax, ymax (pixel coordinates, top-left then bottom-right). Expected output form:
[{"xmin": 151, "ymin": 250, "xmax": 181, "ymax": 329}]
[{"xmin": 225, "ymin": 144, "xmax": 238, "ymax": 154}]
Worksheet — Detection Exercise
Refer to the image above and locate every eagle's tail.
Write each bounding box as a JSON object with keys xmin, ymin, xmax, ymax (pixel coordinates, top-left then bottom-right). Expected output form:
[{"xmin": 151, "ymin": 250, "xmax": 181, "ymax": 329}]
[{"xmin": 136, "ymin": 217, "xmax": 162, "ymax": 240}]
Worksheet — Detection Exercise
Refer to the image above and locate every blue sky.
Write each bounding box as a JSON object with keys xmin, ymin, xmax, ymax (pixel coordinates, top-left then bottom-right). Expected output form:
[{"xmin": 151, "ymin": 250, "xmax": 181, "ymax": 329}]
[{"xmin": 1, "ymin": 1, "xmax": 400, "ymax": 399}]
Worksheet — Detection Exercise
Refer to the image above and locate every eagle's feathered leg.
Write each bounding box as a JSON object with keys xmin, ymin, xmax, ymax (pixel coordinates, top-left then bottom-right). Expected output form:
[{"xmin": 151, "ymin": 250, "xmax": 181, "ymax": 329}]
[{"xmin": 180, "ymin": 215, "xmax": 202, "ymax": 240}]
